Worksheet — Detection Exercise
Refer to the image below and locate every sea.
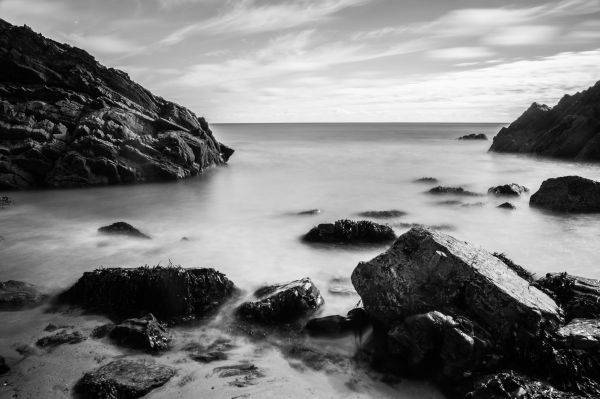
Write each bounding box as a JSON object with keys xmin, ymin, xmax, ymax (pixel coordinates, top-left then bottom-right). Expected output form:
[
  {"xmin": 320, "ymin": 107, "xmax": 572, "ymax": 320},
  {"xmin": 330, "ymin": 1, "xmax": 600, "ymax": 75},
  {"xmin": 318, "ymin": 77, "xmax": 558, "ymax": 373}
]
[{"xmin": 1, "ymin": 123, "xmax": 600, "ymax": 398}]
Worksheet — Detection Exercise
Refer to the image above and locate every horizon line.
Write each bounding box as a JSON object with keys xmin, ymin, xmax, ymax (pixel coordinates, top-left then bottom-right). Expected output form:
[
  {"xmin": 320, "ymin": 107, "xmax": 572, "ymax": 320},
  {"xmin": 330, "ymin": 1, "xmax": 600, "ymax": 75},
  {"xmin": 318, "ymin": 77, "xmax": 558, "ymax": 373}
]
[{"xmin": 211, "ymin": 121, "xmax": 510, "ymax": 125}]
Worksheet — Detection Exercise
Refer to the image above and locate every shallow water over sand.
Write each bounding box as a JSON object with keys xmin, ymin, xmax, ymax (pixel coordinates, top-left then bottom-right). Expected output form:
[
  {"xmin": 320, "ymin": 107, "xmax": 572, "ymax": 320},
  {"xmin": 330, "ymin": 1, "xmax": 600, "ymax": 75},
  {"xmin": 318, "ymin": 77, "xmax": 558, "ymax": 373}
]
[{"xmin": 1, "ymin": 123, "xmax": 600, "ymax": 397}]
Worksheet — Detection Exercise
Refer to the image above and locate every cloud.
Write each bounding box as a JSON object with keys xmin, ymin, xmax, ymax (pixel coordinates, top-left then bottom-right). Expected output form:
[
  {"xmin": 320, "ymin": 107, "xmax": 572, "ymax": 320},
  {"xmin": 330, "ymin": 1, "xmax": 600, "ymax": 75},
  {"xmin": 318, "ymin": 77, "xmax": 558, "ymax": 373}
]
[
  {"xmin": 428, "ymin": 47, "xmax": 495, "ymax": 60},
  {"xmin": 483, "ymin": 25, "xmax": 560, "ymax": 46}
]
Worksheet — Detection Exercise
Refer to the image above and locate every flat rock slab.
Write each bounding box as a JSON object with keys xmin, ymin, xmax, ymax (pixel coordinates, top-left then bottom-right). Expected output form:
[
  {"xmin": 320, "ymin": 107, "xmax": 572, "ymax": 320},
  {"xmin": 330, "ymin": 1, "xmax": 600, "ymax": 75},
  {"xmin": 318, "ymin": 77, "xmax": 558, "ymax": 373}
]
[
  {"xmin": 76, "ymin": 359, "xmax": 176, "ymax": 399},
  {"xmin": 530, "ymin": 176, "xmax": 600, "ymax": 212},
  {"xmin": 0, "ymin": 280, "xmax": 46, "ymax": 310},
  {"xmin": 351, "ymin": 227, "xmax": 561, "ymax": 342},
  {"xmin": 556, "ymin": 319, "xmax": 600, "ymax": 350},
  {"xmin": 98, "ymin": 222, "xmax": 150, "ymax": 239}
]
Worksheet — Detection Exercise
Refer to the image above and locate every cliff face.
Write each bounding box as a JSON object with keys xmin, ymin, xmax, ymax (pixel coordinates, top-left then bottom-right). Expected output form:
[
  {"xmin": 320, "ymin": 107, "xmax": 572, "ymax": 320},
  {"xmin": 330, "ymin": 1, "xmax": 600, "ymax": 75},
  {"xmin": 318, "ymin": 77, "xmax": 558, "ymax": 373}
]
[
  {"xmin": 489, "ymin": 81, "xmax": 600, "ymax": 161},
  {"xmin": 0, "ymin": 19, "xmax": 233, "ymax": 190}
]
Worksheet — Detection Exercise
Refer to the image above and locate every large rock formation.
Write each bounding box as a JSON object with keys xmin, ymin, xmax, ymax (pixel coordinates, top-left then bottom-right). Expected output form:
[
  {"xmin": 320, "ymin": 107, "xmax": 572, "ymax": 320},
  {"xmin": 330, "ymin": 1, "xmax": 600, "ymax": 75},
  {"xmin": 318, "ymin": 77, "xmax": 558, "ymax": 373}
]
[
  {"xmin": 489, "ymin": 81, "xmax": 600, "ymax": 161},
  {"xmin": 530, "ymin": 176, "xmax": 600, "ymax": 212},
  {"xmin": 0, "ymin": 19, "xmax": 232, "ymax": 190}
]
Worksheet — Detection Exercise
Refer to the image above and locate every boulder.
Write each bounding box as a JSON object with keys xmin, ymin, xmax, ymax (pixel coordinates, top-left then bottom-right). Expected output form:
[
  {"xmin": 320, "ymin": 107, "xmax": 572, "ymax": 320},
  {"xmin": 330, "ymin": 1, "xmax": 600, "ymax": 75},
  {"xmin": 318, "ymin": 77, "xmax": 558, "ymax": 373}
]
[
  {"xmin": 75, "ymin": 359, "xmax": 176, "ymax": 399},
  {"xmin": 497, "ymin": 202, "xmax": 515, "ymax": 210},
  {"xmin": 0, "ymin": 280, "xmax": 46, "ymax": 310},
  {"xmin": 304, "ymin": 308, "xmax": 369, "ymax": 337},
  {"xmin": 351, "ymin": 228, "xmax": 561, "ymax": 342},
  {"xmin": 98, "ymin": 221, "xmax": 150, "ymax": 239},
  {"xmin": 303, "ymin": 219, "xmax": 396, "ymax": 244},
  {"xmin": 357, "ymin": 210, "xmax": 406, "ymax": 219},
  {"xmin": 59, "ymin": 266, "xmax": 235, "ymax": 322},
  {"xmin": 458, "ymin": 133, "xmax": 487, "ymax": 140},
  {"xmin": 108, "ymin": 314, "xmax": 170, "ymax": 352},
  {"xmin": 236, "ymin": 278, "xmax": 324, "ymax": 324},
  {"xmin": 0, "ymin": 356, "xmax": 8, "ymax": 374},
  {"xmin": 536, "ymin": 272, "xmax": 600, "ymax": 320},
  {"xmin": 488, "ymin": 183, "xmax": 529, "ymax": 196},
  {"xmin": 530, "ymin": 176, "xmax": 600, "ymax": 212},
  {"xmin": 36, "ymin": 330, "xmax": 85, "ymax": 348},
  {"xmin": 428, "ymin": 186, "xmax": 480, "ymax": 196},
  {"xmin": 555, "ymin": 318, "xmax": 600, "ymax": 350}
]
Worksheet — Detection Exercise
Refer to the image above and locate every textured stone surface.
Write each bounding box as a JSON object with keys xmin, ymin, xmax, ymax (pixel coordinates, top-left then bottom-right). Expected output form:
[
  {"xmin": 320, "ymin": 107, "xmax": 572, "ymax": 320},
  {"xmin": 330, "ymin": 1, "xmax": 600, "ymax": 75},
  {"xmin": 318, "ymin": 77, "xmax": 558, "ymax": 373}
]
[
  {"xmin": 108, "ymin": 314, "xmax": 170, "ymax": 352},
  {"xmin": 488, "ymin": 183, "xmax": 529, "ymax": 196},
  {"xmin": 555, "ymin": 318, "xmax": 600, "ymax": 350},
  {"xmin": 536, "ymin": 272, "xmax": 600, "ymax": 320},
  {"xmin": 0, "ymin": 280, "xmax": 46, "ymax": 310},
  {"xmin": 530, "ymin": 176, "xmax": 600, "ymax": 212},
  {"xmin": 0, "ymin": 19, "xmax": 231, "ymax": 190},
  {"xmin": 303, "ymin": 219, "xmax": 396, "ymax": 244}
]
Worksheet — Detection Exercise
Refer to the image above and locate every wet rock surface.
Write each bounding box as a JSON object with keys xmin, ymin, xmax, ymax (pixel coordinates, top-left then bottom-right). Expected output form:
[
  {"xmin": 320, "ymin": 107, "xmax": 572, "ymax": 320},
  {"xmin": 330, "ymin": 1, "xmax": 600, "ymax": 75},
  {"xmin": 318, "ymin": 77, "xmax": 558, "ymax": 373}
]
[
  {"xmin": 108, "ymin": 314, "xmax": 170, "ymax": 352},
  {"xmin": 236, "ymin": 277, "xmax": 324, "ymax": 324},
  {"xmin": 458, "ymin": 133, "xmax": 487, "ymax": 140},
  {"xmin": 555, "ymin": 318, "xmax": 600, "ymax": 349},
  {"xmin": 0, "ymin": 280, "xmax": 46, "ymax": 310},
  {"xmin": 488, "ymin": 183, "xmax": 529, "ymax": 196},
  {"xmin": 356, "ymin": 210, "xmax": 406, "ymax": 219},
  {"xmin": 530, "ymin": 176, "xmax": 600, "ymax": 212},
  {"xmin": 98, "ymin": 221, "xmax": 150, "ymax": 239},
  {"xmin": 428, "ymin": 186, "xmax": 480, "ymax": 196},
  {"xmin": 489, "ymin": 81, "xmax": 600, "ymax": 162},
  {"xmin": 303, "ymin": 219, "xmax": 396, "ymax": 244},
  {"xmin": 536, "ymin": 272, "xmax": 600, "ymax": 320},
  {"xmin": 0, "ymin": 19, "xmax": 231, "ymax": 190},
  {"xmin": 36, "ymin": 330, "xmax": 85, "ymax": 348},
  {"xmin": 75, "ymin": 359, "xmax": 176, "ymax": 399},
  {"xmin": 59, "ymin": 266, "xmax": 235, "ymax": 322}
]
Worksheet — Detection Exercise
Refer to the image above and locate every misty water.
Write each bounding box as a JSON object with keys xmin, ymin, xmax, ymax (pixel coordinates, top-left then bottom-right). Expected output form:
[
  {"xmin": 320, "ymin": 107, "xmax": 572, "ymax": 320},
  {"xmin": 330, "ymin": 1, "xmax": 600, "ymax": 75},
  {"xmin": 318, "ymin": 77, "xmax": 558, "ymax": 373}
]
[{"xmin": 2, "ymin": 123, "xmax": 600, "ymax": 398}]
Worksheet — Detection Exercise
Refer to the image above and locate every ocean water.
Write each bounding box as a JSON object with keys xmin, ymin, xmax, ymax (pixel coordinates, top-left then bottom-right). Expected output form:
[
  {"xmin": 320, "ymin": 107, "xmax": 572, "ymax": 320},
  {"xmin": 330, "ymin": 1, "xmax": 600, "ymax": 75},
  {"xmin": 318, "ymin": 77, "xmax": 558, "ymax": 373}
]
[{"xmin": 1, "ymin": 123, "xmax": 600, "ymax": 398}]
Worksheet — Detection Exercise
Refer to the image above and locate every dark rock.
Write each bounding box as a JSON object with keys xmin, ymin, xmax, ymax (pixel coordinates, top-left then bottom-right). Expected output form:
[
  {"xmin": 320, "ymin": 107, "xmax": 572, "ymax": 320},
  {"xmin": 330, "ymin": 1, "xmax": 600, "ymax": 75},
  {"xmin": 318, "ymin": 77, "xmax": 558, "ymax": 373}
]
[
  {"xmin": 491, "ymin": 252, "xmax": 534, "ymax": 283},
  {"xmin": 98, "ymin": 221, "xmax": 150, "ymax": 239},
  {"xmin": 530, "ymin": 176, "xmax": 600, "ymax": 212},
  {"xmin": 428, "ymin": 186, "xmax": 481, "ymax": 196},
  {"xmin": 497, "ymin": 202, "xmax": 515, "ymax": 210},
  {"xmin": 0, "ymin": 356, "xmax": 8, "ymax": 374},
  {"xmin": 296, "ymin": 209, "xmax": 321, "ymax": 215},
  {"xmin": 0, "ymin": 19, "xmax": 232, "ymax": 190},
  {"xmin": 555, "ymin": 318, "xmax": 600, "ymax": 350},
  {"xmin": 108, "ymin": 314, "xmax": 170, "ymax": 352},
  {"xmin": 458, "ymin": 133, "xmax": 488, "ymax": 140},
  {"xmin": 236, "ymin": 277, "xmax": 324, "ymax": 324},
  {"xmin": 536, "ymin": 272, "xmax": 600, "ymax": 320},
  {"xmin": 488, "ymin": 183, "xmax": 529, "ymax": 196},
  {"xmin": 351, "ymin": 228, "xmax": 561, "ymax": 341},
  {"xmin": 59, "ymin": 265, "xmax": 235, "ymax": 322},
  {"xmin": 91, "ymin": 323, "xmax": 115, "ymax": 339},
  {"xmin": 489, "ymin": 81, "xmax": 600, "ymax": 162},
  {"xmin": 303, "ymin": 219, "xmax": 396, "ymax": 244},
  {"xmin": 75, "ymin": 359, "xmax": 176, "ymax": 399},
  {"xmin": 184, "ymin": 338, "xmax": 235, "ymax": 363},
  {"xmin": 463, "ymin": 372, "xmax": 585, "ymax": 399},
  {"xmin": 304, "ymin": 308, "xmax": 369, "ymax": 337},
  {"xmin": 0, "ymin": 280, "xmax": 46, "ymax": 310},
  {"xmin": 357, "ymin": 210, "xmax": 406, "ymax": 219},
  {"xmin": 36, "ymin": 330, "xmax": 85, "ymax": 348},
  {"xmin": 414, "ymin": 177, "xmax": 438, "ymax": 183}
]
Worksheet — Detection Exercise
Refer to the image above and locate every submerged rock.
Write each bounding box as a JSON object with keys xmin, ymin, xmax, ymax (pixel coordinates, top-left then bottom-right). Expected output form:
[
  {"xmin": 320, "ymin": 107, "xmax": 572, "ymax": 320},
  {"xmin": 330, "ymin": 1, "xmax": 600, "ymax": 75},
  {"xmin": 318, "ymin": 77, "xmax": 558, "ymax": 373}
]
[
  {"xmin": 351, "ymin": 228, "xmax": 561, "ymax": 341},
  {"xmin": 108, "ymin": 314, "xmax": 170, "ymax": 352},
  {"xmin": 236, "ymin": 277, "xmax": 324, "ymax": 324},
  {"xmin": 184, "ymin": 338, "xmax": 235, "ymax": 363},
  {"xmin": 497, "ymin": 202, "xmax": 515, "ymax": 210},
  {"xmin": 213, "ymin": 362, "xmax": 265, "ymax": 387},
  {"xmin": 0, "ymin": 356, "xmax": 8, "ymax": 374},
  {"xmin": 296, "ymin": 209, "xmax": 321, "ymax": 215},
  {"xmin": 357, "ymin": 210, "xmax": 406, "ymax": 219},
  {"xmin": 458, "ymin": 133, "xmax": 488, "ymax": 140},
  {"xmin": 530, "ymin": 176, "xmax": 600, "ymax": 212},
  {"xmin": 0, "ymin": 280, "xmax": 46, "ymax": 310},
  {"xmin": 98, "ymin": 221, "xmax": 150, "ymax": 239},
  {"xmin": 59, "ymin": 266, "xmax": 235, "ymax": 322},
  {"xmin": 36, "ymin": 330, "xmax": 85, "ymax": 348},
  {"xmin": 414, "ymin": 177, "xmax": 438, "ymax": 183},
  {"xmin": 488, "ymin": 183, "xmax": 529, "ymax": 196},
  {"xmin": 303, "ymin": 219, "xmax": 396, "ymax": 244},
  {"xmin": 76, "ymin": 359, "xmax": 176, "ymax": 399},
  {"xmin": 304, "ymin": 308, "xmax": 369, "ymax": 337},
  {"xmin": 536, "ymin": 272, "xmax": 600, "ymax": 320},
  {"xmin": 428, "ymin": 186, "xmax": 480, "ymax": 196}
]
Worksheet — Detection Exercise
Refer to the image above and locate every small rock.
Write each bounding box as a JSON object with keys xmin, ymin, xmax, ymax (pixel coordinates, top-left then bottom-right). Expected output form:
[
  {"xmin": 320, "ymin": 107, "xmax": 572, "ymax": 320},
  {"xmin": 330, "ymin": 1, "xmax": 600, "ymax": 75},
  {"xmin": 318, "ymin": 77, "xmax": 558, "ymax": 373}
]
[
  {"xmin": 98, "ymin": 221, "xmax": 150, "ymax": 239},
  {"xmin": 357, "ymin": 210, "xmax": 406, "ymax": 219},
  {"xmin": 0, "ymin": 280, "xmax": 46, "ymax": 310},
  {"xmin": 530, "ymin": 176, "xmax": 600, "ymax": 212},
  {"xmin": 458, "ymin": 133, "xmax": 487, "ymax": 140},
  {"xmin": 296, "ymin": 209, "xmax": 321, "ymax": 215},
  {"xmin": 428, "ymin": 186, "xmax": 481, "ymax": 196},
  {"xmin": 75, "ymin": 359, "xmax": 176, "ymax": 399},
  {"xmin": 414, "ymin": 177, "xmax": 438, "ymax": 183},
  {"xmin": 108, "ymin": 314, "xmax": 170, "ymax": 352},
  {"xmin": 36, "ymin": 330, "xmax": 85, "ymax": 348},
  {"xmin": 488, "ymin": 183, "xmax": 529, "ymax": 196},
  {"xmin": 303, "ymin": 219, "xmax": 396, "ymax": 244},
  {"xmin": 497, "ymin": 202, "xmax": 516, "ymax": 210}
]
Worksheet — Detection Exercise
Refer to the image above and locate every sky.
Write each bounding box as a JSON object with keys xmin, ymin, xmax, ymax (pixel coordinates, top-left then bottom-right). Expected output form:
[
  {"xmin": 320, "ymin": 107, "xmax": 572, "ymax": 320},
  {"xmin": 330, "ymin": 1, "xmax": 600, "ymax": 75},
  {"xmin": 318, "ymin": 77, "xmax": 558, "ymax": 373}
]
[{"xmin": 1, "ymin": 0, "xmax": 600, "ymax": 123}]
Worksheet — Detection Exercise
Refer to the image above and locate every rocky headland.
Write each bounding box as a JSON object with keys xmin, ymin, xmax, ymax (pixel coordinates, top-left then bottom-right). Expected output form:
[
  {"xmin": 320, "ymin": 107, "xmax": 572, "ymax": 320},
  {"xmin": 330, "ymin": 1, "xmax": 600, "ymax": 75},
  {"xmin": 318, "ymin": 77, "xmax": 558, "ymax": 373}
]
[{"xmin": 0, "ymin": 19, "xmax": 232, "ymax": 190}]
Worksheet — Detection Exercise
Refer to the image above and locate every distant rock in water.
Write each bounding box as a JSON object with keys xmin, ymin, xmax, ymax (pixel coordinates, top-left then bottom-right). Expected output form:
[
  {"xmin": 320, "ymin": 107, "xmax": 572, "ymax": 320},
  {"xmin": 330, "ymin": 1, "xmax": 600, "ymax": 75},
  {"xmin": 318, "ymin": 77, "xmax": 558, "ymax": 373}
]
[
  {"xmin": 458, "ymin": 133, "xmax": 487, "ymax": 140},
  {"xmin": 98, "ymin": 221, "xmax": 150, "ymax": 239},
  {"xmin": 489, "ymin": 81, "xmax": 600, "ymax": 161},
  {"xmin": 497, "ymin": 202, "xmax": 516, "ymax": 210},
  {"xmin": 428, "ymin": 186, "xmax": 480, "ymax": 196},
  {"xmin": 0, "ymin": 19, "xmax": 232, "ymax": 190},
  {"xmin": 303, "ymin": 219, "xmax": 396, "ymax": 244},
  {"xmin": 59, "ymin": 266, "xmax": 235, "ymax": 322},
  {"xmin": 357, "ymin": 210, "xmax": 406, "ymax": 219},
  {"xmin": 414, "ymin": 177, "xmax": 438, "ymax": 183},
  {"xmin": 530, "ymin": 176, "xmax": 600, "ymax": 212},
  {"xmin": 488, "ymin": 183, "xmax": 529, "ymax": 196},
  {"xmin": 0, "ymin": 280, "xmax": 46, "ymax": 310},
  {"xmin": 296, "ymin": 209, "xmax": 321, "ymax": 215}
]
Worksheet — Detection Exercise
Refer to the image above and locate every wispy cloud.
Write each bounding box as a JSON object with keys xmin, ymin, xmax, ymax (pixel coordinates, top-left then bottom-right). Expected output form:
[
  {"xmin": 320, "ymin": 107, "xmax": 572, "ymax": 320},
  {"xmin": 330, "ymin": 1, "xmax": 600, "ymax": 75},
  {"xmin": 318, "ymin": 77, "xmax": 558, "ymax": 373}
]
[{"xmin": 62, "ymin": 33, "xmax": 144, "ymax": 55}]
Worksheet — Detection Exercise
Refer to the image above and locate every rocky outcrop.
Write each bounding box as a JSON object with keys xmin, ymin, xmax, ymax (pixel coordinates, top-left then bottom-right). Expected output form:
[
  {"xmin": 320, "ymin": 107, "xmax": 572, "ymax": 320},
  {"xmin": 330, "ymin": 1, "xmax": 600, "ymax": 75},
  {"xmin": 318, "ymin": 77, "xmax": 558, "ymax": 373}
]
[
  {"xmin": 105, "ymin": 314, "xmax": 170, "ymax": 352},
  {"xmin": 530, "ymin": 176, "xmax": 600, "ymax": 212},
  {"xmin": 303, "ymin": 219, "xmax": 396, "ymax": 244},
  {"xmin": 463, "ymin": 372, "xmax": 585, "ymax": 399},
  {"xmin": 98, "ymin": 221, "xmax": 150, "ymax": 239},
  {"xmin": 488, "ymin": 183, "xmax": 529, "ymax": 196},
  {"xmin": 0, "ymin": 280, "xmax": 46, "ymax": 310},
  {"xmin": 236, "ymin": 278, "xmax": 324, "ymax": 324},
  {"xmin": 458, "ymin": 133, "xmax": 487, "ymax": 140},
  {"xmin": 75, "ymin": 359, "xmax": 176, "ymax": 399},
  {"xmin": 489, "ymin": 81, "xmax": 600, "ymax": 161},
  {"xmin": 0, "ymin": 19, "xmax": 232, "ymax": 190},
  {"xmin": 59, "ymin": 266, "xmax": 235, "ymax": 322}
]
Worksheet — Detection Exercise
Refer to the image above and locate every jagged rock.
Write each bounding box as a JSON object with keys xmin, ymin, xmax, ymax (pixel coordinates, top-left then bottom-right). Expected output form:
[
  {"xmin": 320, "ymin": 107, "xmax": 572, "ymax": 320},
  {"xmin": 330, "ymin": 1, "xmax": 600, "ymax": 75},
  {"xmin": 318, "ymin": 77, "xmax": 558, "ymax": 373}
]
[
  {"xmin": 303, "ymin": 219, "xmax": 396, "ymax": 244},
  {"xmin": 59, "ymin": 266, "xmax": 235, "ymax": 322},
  {"xmin": 357, "ymin": 210, "xmax": 406, "ymax": 219},
  {"xmin": 75, "ymin": 359, "xmax": 176, "ymax": 399},
  {"xmin": 428, "ymin": 186, "xmax": 480, "ymax": 196},
  {"xmin": 0, "ymin": 19, "xmax": 232, "ymax": 190},
  {"xmin": 236, "ymin": 278, "xmax": 324, "ymax": 324},
  {"xmin": 351, "ymin": 228, "xmax": 561, "ymax": 342},
  {"xmin": 458, "ymin": 133, "xmax": 487, "ymax": 140},
  {"xmin": 304, "ymin": 308, "xmax": 369, "ymax": 337},
  {"xmin": 36, "ymin": 330, "xmax": 85, "ymax": 348},
  {"xmin": 488, "ymin": 183, "xmax": 529, "ymax": 196},
  {"xmin": 536, "ymin": 272, "xmax": 600, "ymax": 320},
  {"xmin": 530, "ymin": 176, "xmax": 600, "ymax": 212},
  {"xmin": 108, "ymin": 314, "xmax": 170, "ymax": 352},
  {"xmin": 497, "ymin": 202, "xmax": 515, "ymax": 210},
  {"xmin": 0, "ymin": 280, "xmax": 46, "ymax": 310},
  {"xmin": 98, "ymin": 221, "xmax": 150, "ymax": 239},
  {"xmin": 414, "ymin": 177, "xmax": 438, "ymax": 183},
  {"xmin": 0, "ymin": 356, "xmax": 8, "ymax": 374},
  {"xmin": 555, "ymin": 319, "xmax": 600, "ymax": 350},
  {"xmin": 489, "ymin": 81, "xmax": 600, "ymax": 162}
]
